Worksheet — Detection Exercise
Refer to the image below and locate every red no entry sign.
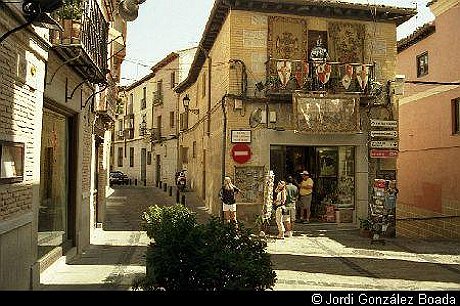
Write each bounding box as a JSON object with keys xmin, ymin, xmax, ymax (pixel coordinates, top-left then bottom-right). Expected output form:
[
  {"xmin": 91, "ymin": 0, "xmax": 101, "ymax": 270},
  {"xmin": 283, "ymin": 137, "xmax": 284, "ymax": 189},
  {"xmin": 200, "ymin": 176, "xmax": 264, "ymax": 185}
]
[{"xmin": 231, "ymin": 143, "xmax": 252, "ymax": 164}]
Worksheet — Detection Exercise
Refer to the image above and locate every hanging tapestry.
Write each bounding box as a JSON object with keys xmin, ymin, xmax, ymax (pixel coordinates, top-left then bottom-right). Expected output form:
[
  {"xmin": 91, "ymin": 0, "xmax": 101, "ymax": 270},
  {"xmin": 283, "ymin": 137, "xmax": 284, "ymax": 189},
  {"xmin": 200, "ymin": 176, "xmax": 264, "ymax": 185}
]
[
  {"xmin": 268, "ymin": 16, "xmax": 307, "ymax": 59},
  {"xmin": 328, "ymin": 22, "xmax": 365, "ymax": 63},
  {"xmin": 293, "ymin": 93, "xmax": 359, "ymax": 133}
]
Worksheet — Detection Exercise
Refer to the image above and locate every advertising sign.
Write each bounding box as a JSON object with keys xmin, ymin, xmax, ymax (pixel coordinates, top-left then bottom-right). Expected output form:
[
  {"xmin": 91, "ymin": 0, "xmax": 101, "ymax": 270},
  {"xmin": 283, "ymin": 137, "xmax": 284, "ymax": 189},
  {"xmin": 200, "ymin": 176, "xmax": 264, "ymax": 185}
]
[{"xmin": 370, "ymin": 149, "xmax": 399, "ymax": 158}]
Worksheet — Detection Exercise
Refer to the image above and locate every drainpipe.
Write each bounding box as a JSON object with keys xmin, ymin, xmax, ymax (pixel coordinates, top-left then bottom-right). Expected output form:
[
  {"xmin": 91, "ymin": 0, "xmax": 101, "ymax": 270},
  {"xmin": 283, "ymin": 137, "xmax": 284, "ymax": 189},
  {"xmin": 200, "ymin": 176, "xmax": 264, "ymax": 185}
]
[
  {"xmin": 207, "ymin": 56, "xmax": 212, "ymax": 136},
  {"xmin": 221, "ymin": 94, "xmax": 227, "ymax": 220}
]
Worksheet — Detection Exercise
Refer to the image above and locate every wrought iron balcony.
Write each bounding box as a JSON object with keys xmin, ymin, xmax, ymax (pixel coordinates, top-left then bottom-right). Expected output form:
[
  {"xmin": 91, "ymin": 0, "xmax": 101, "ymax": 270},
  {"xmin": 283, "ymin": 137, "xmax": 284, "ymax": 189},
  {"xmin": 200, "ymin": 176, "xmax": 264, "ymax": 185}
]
[
  {"xmin": 95, "ymin": 79, "xmax": 117, "ymax": 122},
  {"xmin": 50, "ymin": 0, "xmax": 108, "ymax": 84},
  {"xmin": 264, "ymin": 58, "xmax": 375, "ymax": 96}
]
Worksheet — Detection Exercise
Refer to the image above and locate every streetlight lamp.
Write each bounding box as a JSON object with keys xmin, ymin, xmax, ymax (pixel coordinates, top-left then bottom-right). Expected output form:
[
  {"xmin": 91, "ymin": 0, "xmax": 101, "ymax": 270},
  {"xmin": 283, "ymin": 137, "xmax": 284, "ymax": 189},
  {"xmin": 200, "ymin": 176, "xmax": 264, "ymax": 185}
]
[{"xmin": 182, "ymin": 94, "xmax": 199, "ymax": 115}]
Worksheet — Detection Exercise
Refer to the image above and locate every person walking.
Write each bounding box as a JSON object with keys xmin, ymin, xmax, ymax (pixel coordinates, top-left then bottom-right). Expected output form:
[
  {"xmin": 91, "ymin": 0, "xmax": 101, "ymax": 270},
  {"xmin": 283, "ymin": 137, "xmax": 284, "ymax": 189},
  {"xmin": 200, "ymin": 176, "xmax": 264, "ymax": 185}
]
[
  {"xmin": 219, "ymin": 176, "xmax": 241, "ymax": 223},
  {"xmin": 284, "ymin": 176, "xmax": 299, "ymax": 237},
  {"xmin": 274, "ymin": 180, "xmax": 287, "ymax": 239},
  {"xmin": 298, "ymin": 170, "xmax": 314, "ymax": 223}
]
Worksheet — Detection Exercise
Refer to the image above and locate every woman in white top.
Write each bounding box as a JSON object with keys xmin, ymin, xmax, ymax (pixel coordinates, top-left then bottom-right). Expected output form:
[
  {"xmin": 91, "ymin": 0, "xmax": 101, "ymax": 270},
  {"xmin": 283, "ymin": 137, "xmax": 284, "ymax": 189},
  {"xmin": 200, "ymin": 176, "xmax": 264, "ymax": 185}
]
[{"xmin": 274, "ymin": 180, "xmax": 287, "ymax": 239}]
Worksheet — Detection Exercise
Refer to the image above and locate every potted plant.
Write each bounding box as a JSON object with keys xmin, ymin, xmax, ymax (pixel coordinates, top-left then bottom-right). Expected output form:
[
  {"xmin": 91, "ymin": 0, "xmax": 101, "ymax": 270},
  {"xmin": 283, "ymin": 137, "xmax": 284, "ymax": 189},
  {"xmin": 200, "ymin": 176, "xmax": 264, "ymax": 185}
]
[
  {"xmin": 359, "ymin": 217, "xmax": 372, "ymax": 238},
  {"xmin": 55, "ymin": 0, "xmax": 84, "ymax": 44}
]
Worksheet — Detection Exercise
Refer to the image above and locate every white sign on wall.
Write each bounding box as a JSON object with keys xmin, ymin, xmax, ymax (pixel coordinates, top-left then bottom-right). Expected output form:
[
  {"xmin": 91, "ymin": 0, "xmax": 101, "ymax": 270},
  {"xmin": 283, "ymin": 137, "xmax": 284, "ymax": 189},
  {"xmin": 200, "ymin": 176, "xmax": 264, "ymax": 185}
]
[
  {"xmin": 231, "ymin": 130, "xmax": 252, "ymax": 143},
  {"xmin": 370, "ymin": 119, "xmax": 398, "ymax": 128},
  {"xmin": 370, "ymin": 130, "xmax": 398, "ymax": 138}
]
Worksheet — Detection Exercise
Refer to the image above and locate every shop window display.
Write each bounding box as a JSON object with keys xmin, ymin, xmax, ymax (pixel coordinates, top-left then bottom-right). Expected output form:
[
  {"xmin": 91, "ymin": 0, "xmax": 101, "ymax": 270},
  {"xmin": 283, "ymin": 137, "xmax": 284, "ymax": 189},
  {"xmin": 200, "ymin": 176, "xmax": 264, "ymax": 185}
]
[
  {"xmin": 315, "ymin": 146, "xmax": 355, "ymax": 222},
  {"xmin": 270, "ymin": 145, "xmax": 355, "ymax": 223}
]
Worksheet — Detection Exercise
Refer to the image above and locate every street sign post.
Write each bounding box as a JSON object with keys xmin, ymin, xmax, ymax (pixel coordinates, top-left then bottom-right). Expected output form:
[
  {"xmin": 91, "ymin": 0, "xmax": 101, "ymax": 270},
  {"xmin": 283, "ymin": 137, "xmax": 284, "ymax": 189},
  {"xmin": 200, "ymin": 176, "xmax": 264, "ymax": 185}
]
[{"xmin": 231, "ymin": 143, "xmax": 252, "ymax": 164}]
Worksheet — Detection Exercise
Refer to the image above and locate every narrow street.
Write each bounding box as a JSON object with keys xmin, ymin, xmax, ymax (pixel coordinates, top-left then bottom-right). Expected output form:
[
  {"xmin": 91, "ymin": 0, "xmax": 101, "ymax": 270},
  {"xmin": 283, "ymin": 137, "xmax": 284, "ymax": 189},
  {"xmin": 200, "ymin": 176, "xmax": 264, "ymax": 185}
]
[{"xmin": 40, "ymin": 186, "xmax": 460, "ymax": 291}]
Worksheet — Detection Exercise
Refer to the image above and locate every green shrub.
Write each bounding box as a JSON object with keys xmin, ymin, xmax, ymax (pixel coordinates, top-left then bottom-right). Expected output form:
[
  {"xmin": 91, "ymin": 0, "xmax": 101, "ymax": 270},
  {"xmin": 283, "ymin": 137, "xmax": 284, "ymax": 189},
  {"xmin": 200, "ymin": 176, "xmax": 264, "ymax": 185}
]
[{"xmin": 133, "ymin": 204, "xmax": 277, "ymax": 291}]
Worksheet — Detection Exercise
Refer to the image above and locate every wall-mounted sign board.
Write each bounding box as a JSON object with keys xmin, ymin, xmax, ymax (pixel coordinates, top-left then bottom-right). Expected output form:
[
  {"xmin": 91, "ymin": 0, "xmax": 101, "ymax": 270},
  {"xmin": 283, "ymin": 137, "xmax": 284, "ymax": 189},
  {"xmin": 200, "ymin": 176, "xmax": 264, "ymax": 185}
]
[
  {"xmin": 370, "ymin": 130, "xmax": 398, "ymax": 138},
  {"xmin": 370, "ymin": 149, "xmax": 399, "ymax": 158},
  {"xmin": 231, "ymin": 130, "xmax": 251, "ymax": 143},
  {"xmin": 370, "ymin": 119, "xmax": 398, "ymax": 128},
  {"xmin": 370, "ymin": 140, "xmax": 398, "ymax": 149}
]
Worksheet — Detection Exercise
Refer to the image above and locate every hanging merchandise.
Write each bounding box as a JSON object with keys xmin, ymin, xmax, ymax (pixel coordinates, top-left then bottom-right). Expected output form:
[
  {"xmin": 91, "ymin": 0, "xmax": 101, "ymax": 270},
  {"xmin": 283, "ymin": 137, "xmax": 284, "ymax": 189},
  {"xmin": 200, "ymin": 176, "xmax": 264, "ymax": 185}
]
[
  {"xmin": 263, "ymin": 170, "xmax": 275, "ymax": 221},
  {"xmin": 368, "ymin": 179, "xmax": 396, "ymax": 244}
]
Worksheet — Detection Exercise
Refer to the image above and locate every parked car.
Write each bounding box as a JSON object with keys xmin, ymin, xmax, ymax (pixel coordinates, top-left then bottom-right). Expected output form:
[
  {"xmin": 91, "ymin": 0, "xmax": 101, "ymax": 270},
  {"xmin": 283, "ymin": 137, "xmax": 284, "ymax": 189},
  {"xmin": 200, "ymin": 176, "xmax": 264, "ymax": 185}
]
[{"xmin": 109, "ymin": 170, "xmax": 129, "ymax": 186}]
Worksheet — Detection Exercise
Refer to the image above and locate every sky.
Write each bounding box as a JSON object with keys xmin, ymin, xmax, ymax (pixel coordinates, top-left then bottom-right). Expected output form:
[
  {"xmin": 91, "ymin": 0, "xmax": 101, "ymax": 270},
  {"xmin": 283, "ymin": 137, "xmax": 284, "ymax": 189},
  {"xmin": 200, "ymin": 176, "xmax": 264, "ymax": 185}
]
[{"xmin": 120, "ymin": 0, "xmax": 434, "ymax": 86}]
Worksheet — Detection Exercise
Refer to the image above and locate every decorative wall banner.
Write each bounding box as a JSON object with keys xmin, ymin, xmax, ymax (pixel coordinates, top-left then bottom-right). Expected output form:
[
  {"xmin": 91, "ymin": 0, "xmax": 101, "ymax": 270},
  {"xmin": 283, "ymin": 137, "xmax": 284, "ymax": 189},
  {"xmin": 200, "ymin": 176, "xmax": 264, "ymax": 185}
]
[
  {"xmin": 315, "ymin": 63, "xmax": 332, "ymax": 85},
  {"xmin": 356, "ymin": 64, "xmax": 369, "ymax": 90},
  {"xmin": 276, "ymin": 60, "xmax": 292, "ymax": 87},
  {"xmin": 293, "ymin": 94, "xmax": 359, "ymax": 133},
  {"xmin": 341, "ymin": 64, "xmax": 354, "ymax": 89}
]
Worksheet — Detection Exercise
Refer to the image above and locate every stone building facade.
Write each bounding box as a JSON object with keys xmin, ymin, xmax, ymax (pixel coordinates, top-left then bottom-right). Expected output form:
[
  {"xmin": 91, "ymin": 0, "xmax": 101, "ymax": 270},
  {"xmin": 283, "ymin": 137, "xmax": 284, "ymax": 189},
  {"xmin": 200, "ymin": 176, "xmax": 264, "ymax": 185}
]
[
  {"xmin": 113, "ymin": 48, "xmax": 196, "ymax": 188},
  {"xmin": 396, "ymin": 0, "xmax": 460, "ymax": 239},
  {"xmin": 175, "ymin": 0, "xmax": 415, "ymax": 227}
]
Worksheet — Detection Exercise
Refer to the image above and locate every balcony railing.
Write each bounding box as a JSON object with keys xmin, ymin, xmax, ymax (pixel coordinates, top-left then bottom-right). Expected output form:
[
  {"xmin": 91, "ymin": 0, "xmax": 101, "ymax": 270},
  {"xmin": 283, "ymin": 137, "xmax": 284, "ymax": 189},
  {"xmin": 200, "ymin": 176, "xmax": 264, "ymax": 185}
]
[
  {"xmin": 50, "ymin": 0, "xmax": 108, "ymax": 84},
  {"xmin": 265, "ymin": 58, "xmax": 375, "ymax": 95}
]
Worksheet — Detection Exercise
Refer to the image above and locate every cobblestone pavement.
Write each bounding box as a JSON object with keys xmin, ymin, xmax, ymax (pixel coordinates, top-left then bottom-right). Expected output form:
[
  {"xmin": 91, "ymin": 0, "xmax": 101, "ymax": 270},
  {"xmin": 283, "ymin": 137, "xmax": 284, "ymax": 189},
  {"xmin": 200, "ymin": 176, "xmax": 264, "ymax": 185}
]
[{"xmin": 39, "ymin": 186, "xmax": 460, "ymax": 291}]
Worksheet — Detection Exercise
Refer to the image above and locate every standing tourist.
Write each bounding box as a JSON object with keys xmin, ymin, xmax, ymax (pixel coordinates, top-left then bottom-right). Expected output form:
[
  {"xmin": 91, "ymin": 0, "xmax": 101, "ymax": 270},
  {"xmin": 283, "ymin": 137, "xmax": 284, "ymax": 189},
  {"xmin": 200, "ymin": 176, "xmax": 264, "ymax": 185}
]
[
  {"xmin": 298, "ymin": 170, "xmax": 314, "ymax": 223},
  {"xmin": 284, "ymin": 176, "xmax": 299, "ymax": 237},
  {"xmin": 274, "ymin": 181, "xmax": 287, "ymax": 239},
  {"xmin": 219, "ymin": 176, "xmax": 241, "ymax": 223}
]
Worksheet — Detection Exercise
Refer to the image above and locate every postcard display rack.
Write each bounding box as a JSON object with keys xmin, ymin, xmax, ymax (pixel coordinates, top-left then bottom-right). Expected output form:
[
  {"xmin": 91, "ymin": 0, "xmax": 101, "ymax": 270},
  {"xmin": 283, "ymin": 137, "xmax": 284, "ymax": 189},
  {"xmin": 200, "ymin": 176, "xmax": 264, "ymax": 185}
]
[{"xmin": 369, "ymin": 179, "xmax": 395, "ymax": 243}]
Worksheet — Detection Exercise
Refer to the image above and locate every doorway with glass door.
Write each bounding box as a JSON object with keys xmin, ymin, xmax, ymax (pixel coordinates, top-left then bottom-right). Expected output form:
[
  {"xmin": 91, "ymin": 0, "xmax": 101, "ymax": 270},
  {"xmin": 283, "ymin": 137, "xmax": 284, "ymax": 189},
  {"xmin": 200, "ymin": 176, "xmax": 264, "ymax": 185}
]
[{"xmin": 270, "ymin": 145, "xmax": 356, "ymax": 223}]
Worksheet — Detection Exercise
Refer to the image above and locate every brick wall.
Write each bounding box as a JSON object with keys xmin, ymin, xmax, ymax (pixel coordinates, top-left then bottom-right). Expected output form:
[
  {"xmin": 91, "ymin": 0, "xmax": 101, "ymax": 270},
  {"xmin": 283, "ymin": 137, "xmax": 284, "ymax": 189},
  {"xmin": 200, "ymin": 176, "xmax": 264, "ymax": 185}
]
[{"xmin": 397, "ymin": 202, "xmax": 460, "ymax": 239}]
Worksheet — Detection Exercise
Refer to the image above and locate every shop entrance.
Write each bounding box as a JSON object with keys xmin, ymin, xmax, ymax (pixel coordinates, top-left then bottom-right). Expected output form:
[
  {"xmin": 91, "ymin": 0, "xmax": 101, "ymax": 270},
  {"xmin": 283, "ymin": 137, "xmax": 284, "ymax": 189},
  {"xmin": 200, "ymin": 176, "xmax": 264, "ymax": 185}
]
[{"xmin": 270, "ymin": 145, "xmax": 356, "ymax": 222}]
